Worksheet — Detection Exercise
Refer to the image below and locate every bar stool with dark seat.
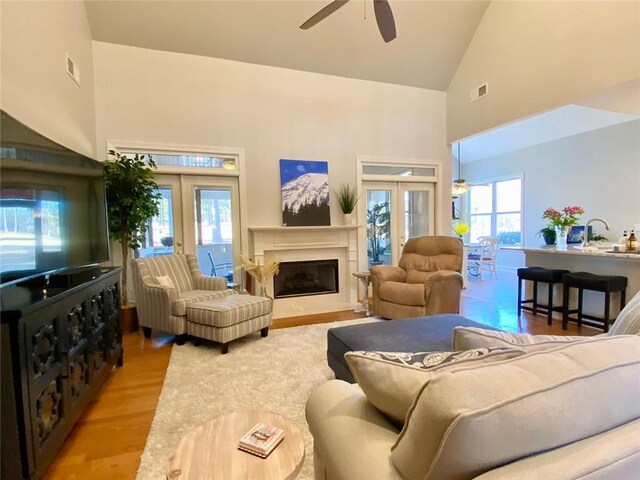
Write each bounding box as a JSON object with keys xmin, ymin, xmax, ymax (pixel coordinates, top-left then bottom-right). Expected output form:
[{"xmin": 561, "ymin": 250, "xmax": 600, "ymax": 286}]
[
  {"xmin": 517, "ymin": 267, "xmax": 570, "ymax": 325},
  {"xmin": 562, "ymin": 272, "xmax": 627, "ymax": 332}
]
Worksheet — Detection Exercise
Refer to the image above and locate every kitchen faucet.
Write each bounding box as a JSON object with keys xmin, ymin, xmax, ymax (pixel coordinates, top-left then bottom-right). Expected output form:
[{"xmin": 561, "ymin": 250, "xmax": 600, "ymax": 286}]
[{"xmin": 583, "ymin": 218, "xmax": 610, "ymax": 247}]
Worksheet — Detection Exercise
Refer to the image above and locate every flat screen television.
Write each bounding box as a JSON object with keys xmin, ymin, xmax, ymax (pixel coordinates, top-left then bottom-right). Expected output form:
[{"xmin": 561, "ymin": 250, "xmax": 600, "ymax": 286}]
[{"xmin": 0, "ymin": 111, "xmax": 110, "ymax": 285}]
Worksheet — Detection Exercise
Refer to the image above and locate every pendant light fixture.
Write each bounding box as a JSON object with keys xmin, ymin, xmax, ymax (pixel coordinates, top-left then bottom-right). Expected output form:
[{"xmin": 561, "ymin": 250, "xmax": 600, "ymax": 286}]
[{"xmin": 451, "ymin": 142, "xmax": 469, "ymax": 195}]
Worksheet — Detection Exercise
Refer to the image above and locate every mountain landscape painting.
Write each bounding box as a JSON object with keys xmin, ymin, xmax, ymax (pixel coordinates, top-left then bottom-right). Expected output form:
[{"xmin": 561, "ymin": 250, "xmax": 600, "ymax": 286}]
[{"xmin": 280, "ymin": 159, "xmax": 330, "ymax": 226}]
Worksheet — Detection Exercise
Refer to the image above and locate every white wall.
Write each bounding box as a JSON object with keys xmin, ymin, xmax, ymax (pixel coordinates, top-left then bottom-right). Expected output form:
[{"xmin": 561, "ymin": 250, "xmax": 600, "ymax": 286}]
[
  {"xmin": 92, "ymin": 42, "xmax": 450, "ymax": 232},
  {"xmin": 462, "ymin": 120, "xmax": 640, "ymax": 256},
  {"xmin": 0, "ymin": 1, "xmax": 97, "ymax": 158},
  {"xmin": 447, "ymin": 1, "xmax": 640, "ymax": 142}
]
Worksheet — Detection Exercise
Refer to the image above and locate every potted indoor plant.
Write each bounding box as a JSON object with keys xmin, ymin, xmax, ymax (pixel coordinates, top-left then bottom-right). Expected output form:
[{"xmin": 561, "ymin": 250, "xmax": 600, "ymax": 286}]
[
  {"xmin": 367, "ymin": 201, "xmax": 390, "ymax": 265},
  {"xmin": 335, "ymin": 183, "xmax": 359, "ymax": 225},
  {"xmin": 541, "ymin": 205, "xmax": 584, "ymax": 249},
  {"xmin": 104, "ymin": 150, "xmax": 161, "ymax": 327},
  {"xmin": 537, "ymin": 225, "xmax": 557, "ymax": 246}
]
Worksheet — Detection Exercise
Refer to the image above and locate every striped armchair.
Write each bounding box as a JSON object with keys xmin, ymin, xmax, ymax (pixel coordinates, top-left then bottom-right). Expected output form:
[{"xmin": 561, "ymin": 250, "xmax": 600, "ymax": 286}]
[{"xmin": 131, "ymin": 253, "xmax": 234, "ymax": 343}]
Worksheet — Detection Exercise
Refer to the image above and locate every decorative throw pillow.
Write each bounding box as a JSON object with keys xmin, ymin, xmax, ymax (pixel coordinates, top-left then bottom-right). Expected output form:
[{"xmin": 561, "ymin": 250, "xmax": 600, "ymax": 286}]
[
  {"xmin": 155, "ymin": 275, "xmax": 175, "ymax": 289},
  {"xmin": 345, "ymin": 347, "xmax": 525, "ymax": 426},
  {"xmin": 607, "ymin": 291, "xmax": 640, "ymax": 336},
  {"xmin": 453, "ymin": 326, "xmax": 592, "ymax": 352},
  {"xmin": 389, "ymin": 336, "xmax": 640, "ymax": 480}
]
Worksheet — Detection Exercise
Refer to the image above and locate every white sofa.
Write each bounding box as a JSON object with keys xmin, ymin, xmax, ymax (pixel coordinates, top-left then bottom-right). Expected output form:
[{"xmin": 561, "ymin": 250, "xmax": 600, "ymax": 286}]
[
  {"xmin": 307, "ymin": 336, "xmax": 640, "ymax": 479},
  {"xmin": 306, "ymin": 293, "xmax": 640, "ymax": 479}
]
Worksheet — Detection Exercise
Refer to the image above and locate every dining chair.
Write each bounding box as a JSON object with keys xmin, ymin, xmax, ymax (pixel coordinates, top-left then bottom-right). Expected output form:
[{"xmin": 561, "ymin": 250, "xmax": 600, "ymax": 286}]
[{"xmin": 467, "ymin": 236, "xmax": 499, "ymax": 280}]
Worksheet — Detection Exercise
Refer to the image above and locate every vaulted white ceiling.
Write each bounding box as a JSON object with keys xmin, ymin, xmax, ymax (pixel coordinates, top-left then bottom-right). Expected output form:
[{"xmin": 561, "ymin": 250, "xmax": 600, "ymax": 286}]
[
  {"xmin": 458, "ymin": 105, "xmax": 639, "ymax": 163},
  {"xmin": 84, "ymin": 0, "xmax": 490, "ymax": 91},
  {"xmin": 457, "ymin": 79, "xmax": 640, "ymax": 163},
  {"xmin": 84, "ymin": 1, "xmax": 639, "ymax": 161}
]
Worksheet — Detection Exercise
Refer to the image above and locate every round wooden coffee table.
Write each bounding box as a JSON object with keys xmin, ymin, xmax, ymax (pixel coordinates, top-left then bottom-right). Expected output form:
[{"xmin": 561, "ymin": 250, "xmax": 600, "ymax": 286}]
[{"xmin": 166, "ymin": 410, "xmax": 305, "ymax": 480}]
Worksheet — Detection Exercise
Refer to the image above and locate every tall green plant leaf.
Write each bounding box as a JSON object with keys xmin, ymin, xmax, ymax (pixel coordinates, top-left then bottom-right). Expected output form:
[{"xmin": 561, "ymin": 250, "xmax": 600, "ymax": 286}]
[
  {"xmin": 104, "ymin": 150, "xmax": 161, "ymax": 305},
  {"xmin": 335, "ymin": 183, "xmax": 359, "ymax": 214},
  {"xmin": 104, "ymin": 151, "xmax": 161, "ymax": 250}
]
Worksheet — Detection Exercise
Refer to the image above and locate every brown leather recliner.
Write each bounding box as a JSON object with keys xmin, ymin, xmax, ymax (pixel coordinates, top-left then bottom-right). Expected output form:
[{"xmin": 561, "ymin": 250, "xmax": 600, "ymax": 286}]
[{"xmin": 371, "ymin": 236, "xmax": 464, "ymax": 320}]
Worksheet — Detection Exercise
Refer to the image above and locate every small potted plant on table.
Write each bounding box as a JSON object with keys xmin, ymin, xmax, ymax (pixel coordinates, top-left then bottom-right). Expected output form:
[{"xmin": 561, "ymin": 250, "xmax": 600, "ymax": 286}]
[
  {"xmin": 335, "ymin": 183, "xmax": 359, "ymax": 225},
  {"xmin": 537, "ymin": 226, "xmax": 557, "ymax": 246}
]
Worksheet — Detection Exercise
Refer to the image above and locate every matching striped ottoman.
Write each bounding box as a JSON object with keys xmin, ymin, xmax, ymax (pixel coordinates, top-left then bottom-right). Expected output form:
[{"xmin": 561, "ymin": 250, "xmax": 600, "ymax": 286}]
[{"xmin": 186, "ymin": 294, "xmax": 273, "ymax": 354}]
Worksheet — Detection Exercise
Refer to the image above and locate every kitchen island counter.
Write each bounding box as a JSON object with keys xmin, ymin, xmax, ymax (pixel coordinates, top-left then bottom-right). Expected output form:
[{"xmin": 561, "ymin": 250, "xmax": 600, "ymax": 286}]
[
  {"xmin": 515, "ymin": 245, "xmax": 639, "ymax": 320},
  {"xmin": 518, "ymin": 245, "xmax": 640, "ymax": 260}
]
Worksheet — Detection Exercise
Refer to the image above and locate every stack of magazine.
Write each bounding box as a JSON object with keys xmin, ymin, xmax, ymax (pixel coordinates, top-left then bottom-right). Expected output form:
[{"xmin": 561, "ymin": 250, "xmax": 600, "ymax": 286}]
[{"xmin": 238, "ymin": 422, "xmax": 285, "ymax": 458}]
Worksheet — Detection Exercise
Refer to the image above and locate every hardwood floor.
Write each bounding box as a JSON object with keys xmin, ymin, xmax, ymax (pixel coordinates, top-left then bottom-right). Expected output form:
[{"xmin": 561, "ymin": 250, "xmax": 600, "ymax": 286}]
[
  {"xmin": 43, "ymin": 277, "xmax": 596, "ymax": 479},
  {"xmin": 43, "ymin": 332, "xmax": 175, "ymax": 479},
  {"xmin": 460, "ymin": 271, "xmax": 600, "ymax": 336},
  {"xmin": 272, "ymin": 309, "xmax": 367, "ymax": 329}
]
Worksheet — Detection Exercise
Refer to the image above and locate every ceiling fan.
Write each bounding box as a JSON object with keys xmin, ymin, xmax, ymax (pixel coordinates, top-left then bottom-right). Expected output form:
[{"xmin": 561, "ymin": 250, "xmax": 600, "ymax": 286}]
[{"xmin": 300, "ymin": 0, "xmax": 397, "ymax": 43}]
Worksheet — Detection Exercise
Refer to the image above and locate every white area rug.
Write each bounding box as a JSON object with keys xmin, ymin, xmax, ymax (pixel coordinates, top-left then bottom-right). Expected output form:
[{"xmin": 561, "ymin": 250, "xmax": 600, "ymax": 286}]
[{"xmin": 136, "ymin": 317, "xmax": 378, "ymax": 480}]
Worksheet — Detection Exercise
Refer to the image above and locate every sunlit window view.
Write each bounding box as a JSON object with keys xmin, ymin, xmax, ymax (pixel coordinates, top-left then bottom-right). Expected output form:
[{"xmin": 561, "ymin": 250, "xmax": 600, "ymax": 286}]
[
  {"xmin": 469, "ymin": 184, "xmax": 492, "ymax": 241},
  {"xmin": 404, "ymin": 190, "xmax": 429, "ymax": 240},
  {"xmin": 194, "ymin": 188, "xmax": 233, "ymax": 281},
  {"xmin": 0, "ymin": 203, "xmax": 36, "ymax": 270},
  {"xmin": 41, "ymin": 192, "xmax": 62, "ymax": 253},
  {"xmin": 139, "ymin": 188, "xmax": 175, "ymax": 257},
  {"xmin": 137, "ymin": 183, "xmax": 235, "ymax": 283},
  {"xmin": 0, "ymin": 189, "xmax": 62, "ymax": 272},
  {"xmin": 367, "ymin": 191, "xmax": 391, "ymax": 267},
  {"xmin": 124, "ymin": 152, "xmax": 236, "ymax": 170},
  {"xmin": 469, "ymin": 178, "xmax": 522, "ymax": 245}
]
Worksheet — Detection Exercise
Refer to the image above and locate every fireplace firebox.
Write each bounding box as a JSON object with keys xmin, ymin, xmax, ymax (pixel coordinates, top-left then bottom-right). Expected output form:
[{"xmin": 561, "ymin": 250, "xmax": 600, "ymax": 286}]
[{"xmin": 274, "ymin": 259, "xmax": 339, "ymax": 299}]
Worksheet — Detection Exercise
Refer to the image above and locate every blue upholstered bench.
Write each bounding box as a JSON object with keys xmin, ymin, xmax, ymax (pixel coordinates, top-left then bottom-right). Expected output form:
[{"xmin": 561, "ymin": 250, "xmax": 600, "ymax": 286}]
[{"xmin": 327, "ymin": 314, "xmax": 498, "ymax": 383}]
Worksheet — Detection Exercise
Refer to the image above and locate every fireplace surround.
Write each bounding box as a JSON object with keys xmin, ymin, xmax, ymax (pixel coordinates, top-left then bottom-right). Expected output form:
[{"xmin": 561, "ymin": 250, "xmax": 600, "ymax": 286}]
[
  {"xmin": 249, "ymin": 226, "xmax": 359, "ymax": 318},
  {"xmin": 274, "ymin": 259, "xmax": 339, "ymax": 299}
]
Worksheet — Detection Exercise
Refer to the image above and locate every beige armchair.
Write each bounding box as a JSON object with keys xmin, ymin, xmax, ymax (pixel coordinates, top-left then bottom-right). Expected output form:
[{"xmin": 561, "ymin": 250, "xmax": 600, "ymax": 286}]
[
  {"xmin": 131, "ymin": 253, "xmax": 233, "ymax": 343},
  {"xmin": 371, "ymin": 236, "xmax": 463, "ymax": 320}
]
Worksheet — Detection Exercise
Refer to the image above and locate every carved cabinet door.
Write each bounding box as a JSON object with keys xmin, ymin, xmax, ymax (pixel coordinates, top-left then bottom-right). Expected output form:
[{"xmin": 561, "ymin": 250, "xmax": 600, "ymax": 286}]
[
  {"xmin": 64, "ymin": 301, "xmax": 91, "ymax": 414},
  {"xmin": 105, "ymin": 281, "xmax": 122, "ymax": 364},
  {"xmin": 87, "ymin": 283, "xmax": 110, "ymax": 385},
  {"xmin": 21, "ymin": 309, "xmax": 66, "ymax": 468}
]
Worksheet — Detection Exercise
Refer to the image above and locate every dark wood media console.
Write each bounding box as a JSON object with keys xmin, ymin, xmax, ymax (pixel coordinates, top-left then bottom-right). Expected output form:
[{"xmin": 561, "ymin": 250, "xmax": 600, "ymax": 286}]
[{"xmin": 1, "ymin": 267, "xmax": 123, "ymax": 480}]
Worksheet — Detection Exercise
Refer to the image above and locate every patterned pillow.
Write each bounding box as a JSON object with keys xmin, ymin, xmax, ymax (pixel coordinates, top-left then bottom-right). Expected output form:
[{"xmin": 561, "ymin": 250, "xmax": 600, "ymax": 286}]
[
  {"xmin": 345, "ymin": 348, "xmax": 525, "ymax": 426},
  {"xmin": 453, "ymin": 327, "xmax": 592, "ymax": 352},
  {"xmin": 354, "ymin": 349, "xmax": 497, "ymax": 368},
  {"xmin": 608, "ymin": 291, "xmax": 640, "ymax": 336}
]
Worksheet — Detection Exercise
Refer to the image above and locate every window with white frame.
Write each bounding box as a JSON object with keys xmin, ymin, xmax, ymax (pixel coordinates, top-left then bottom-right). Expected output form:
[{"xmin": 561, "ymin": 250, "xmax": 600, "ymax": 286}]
[{"xmin": 468, "ymin": 177, "xmax": 522, "ymax": 245}]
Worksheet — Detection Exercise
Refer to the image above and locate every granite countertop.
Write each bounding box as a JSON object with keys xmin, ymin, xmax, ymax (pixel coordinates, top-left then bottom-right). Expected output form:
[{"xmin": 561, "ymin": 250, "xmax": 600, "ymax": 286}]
[{"xmin": 517, "ymin": 245, "xmax": 640, "ymax": 260}]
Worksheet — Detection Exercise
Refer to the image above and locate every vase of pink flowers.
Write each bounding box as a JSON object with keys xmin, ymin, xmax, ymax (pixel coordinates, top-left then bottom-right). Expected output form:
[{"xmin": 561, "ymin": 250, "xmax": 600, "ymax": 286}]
[{"xmin": 542, "ymin": 205, "xmax": 585, "ymax": 250}]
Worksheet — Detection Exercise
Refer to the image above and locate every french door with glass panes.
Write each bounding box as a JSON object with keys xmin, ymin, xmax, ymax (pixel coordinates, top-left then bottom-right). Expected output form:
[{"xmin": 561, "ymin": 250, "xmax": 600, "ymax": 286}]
[
  {"xmin": 363, "ymin": 181, "xmax": 435, "ymax": 268},
  {"xmin": 137, "ymin": 174, "xmax": 240, "ymax": 284}
]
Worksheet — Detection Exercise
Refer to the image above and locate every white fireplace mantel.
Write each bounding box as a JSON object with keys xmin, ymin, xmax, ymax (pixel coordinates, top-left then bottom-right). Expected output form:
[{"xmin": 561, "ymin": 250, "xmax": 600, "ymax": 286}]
[{"xmin": 249, "ymin": 225, "xmax": 361, "ymax": 318}]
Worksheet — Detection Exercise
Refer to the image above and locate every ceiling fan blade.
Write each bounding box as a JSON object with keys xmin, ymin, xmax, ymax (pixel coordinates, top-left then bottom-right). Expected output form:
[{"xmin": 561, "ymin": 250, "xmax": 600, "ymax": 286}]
[
  {"xmin": 373, "ymin": 0, "xmax": 396, "ymax": 42},
  {"xmin": 300, "ymin": 0, "xmax": 350, "ymax": 30}
]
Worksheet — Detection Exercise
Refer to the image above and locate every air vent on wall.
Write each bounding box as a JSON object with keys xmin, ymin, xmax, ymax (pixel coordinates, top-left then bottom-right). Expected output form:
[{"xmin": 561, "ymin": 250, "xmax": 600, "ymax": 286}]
[
  {"xmin": 470, "ymin": 83, "xmax": 488, "ymax": 102},
  {"xmin": 66, "ymin": 53, "xmax": 80, "ymax": 85}
]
